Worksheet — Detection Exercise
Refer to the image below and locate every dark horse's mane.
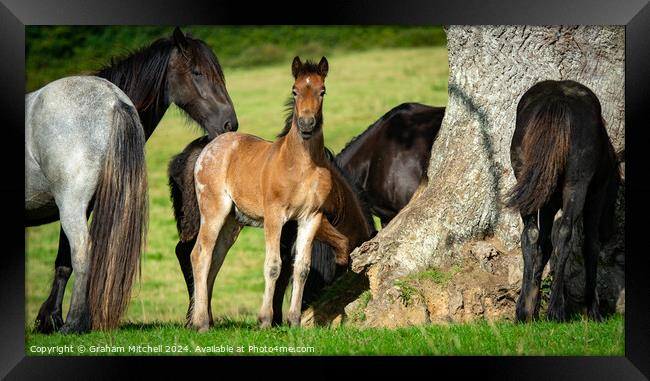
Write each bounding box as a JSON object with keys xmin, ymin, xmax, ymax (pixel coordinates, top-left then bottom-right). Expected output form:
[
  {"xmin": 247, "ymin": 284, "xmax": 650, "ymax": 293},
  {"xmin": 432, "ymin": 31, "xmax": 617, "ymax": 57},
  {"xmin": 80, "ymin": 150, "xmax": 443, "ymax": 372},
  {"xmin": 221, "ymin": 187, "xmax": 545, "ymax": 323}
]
[
  {"xmin": 94, "ymin": 34, "xmax": 225, "ymax": 125},
  {"xmin": 277, "ymin": 60, "xmax": 325, "ymax": 138}
]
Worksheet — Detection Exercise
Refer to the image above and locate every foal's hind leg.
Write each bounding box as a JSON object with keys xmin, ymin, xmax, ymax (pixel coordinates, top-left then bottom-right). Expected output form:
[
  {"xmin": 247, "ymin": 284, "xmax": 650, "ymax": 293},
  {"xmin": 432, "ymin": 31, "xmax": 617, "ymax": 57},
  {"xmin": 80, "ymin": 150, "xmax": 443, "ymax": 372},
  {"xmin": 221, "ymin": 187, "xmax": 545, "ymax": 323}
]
[
  {"xmin": 547, "ymin": 183, "xmax": 589, "ymax": 322},
  {"xmin": 189, "ymin": 195, "xmax": 232, "ymax": 332},
  {"xmin": 206, "ymin": 214, "xmax": 242, "ymax": 326},
  {"xmin": 287, "ymin": 213, "xmax": 323, "ymax": 327}
]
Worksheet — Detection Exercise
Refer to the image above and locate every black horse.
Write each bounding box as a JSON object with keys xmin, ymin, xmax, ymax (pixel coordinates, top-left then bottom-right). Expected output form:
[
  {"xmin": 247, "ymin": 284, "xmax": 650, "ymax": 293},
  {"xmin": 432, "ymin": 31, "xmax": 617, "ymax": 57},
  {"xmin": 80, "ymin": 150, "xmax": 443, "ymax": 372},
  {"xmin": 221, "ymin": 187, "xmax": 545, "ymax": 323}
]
[
  {"xmin": 336, "ymin": 102, "xmax": 445, "ymax": 226},
  {"xmin": 507, "ymin": 80, "xmax": 621, "ymax": 322},
  {"xmin": 33, "ymin": 27, "xmax": 238, "ymax": 333}
]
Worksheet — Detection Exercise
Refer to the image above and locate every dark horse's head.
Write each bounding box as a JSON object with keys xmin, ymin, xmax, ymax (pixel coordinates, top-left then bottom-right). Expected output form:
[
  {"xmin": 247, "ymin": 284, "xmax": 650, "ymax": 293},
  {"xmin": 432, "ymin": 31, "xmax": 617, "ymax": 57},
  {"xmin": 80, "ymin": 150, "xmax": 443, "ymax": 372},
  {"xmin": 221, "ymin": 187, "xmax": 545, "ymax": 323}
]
[
  {"xmin": 97, "ymin": 27, "xmax": 237, "ymax": 138},
  {"xmin": 167, "ymin": 27, "xmax": 238, "ymax": 136},
  {"xmin": 288, "ymin": 56, "xmax": 328, "ymax": 140}
]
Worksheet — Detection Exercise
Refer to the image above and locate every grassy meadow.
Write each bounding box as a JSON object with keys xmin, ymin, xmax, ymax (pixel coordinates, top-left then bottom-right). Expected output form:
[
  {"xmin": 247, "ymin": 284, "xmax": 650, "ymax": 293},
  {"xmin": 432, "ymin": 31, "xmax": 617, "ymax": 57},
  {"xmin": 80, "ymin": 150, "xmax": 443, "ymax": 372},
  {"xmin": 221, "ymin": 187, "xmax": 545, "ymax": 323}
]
[{"xmin": 25, "ymin": 43, "xmax": 624, "ymax": 356}]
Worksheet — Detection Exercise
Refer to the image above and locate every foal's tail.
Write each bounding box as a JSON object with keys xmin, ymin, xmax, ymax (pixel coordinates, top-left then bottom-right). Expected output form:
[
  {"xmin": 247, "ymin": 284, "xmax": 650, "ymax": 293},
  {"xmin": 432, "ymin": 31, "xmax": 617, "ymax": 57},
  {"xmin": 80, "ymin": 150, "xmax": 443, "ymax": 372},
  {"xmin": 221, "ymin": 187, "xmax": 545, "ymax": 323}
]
[
  {"xmin": 87, "ymin": 101, "xmax": 148, "ymax": 330},
  {"xmin": 507, "ymin": 100, "xmax": 571, "ymax": 215}
]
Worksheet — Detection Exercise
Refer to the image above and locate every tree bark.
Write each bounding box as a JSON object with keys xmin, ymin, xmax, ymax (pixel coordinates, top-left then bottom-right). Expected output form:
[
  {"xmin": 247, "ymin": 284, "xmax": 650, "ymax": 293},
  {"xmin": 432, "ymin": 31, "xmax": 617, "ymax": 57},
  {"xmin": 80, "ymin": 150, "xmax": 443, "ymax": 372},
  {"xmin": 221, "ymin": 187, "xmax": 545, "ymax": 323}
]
[{"xmin": 339, "ymin": 26, "xmax": 624, "ymax": 327}]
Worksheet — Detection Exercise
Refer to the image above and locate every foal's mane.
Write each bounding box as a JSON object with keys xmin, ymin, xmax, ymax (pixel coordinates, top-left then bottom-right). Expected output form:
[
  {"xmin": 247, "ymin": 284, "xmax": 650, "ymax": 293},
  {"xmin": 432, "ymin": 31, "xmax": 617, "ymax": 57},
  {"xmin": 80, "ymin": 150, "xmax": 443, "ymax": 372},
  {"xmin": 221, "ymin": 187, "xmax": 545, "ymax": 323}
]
[{"xmin": 95, "ymin": 33, "xmax": 225, "ymax": 113}]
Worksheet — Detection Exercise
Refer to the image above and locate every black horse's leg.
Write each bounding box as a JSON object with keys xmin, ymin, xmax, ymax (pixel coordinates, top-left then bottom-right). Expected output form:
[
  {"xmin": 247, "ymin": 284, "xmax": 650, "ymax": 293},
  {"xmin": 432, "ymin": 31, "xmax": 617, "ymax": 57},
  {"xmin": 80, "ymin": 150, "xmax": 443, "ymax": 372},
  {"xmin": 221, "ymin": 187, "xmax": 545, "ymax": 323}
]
[
  {"xmin": 273, "ymin": 221, "xmax": 297, "ymax": 326},
  {"xmin": 547, "ymin": 183, "xmax": 588, "ymax": 322},
  {"xmin": 516, "ymin": 213, "xmax": 541, "ymax": 322},
  {"xmin": 35, "ymin": 227, "xmax": 72, "ymax": 333},
  {"xmin": 532, "ymin": 205, "xmax": 556, "ymax": 318},
  {"xmin": 583, "ymin": 195, "xmax": 605, "ymax": 321},
  {"xmin": 176, "ymin": 238, "xmax": 196, "ymax": 324}
]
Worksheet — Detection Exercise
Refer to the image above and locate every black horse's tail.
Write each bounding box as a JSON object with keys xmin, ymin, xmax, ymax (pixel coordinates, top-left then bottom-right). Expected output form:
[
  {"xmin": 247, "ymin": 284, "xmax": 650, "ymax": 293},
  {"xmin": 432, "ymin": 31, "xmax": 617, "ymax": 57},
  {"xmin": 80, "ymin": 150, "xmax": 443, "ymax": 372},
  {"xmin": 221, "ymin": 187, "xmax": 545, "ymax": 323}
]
[
  {"xmin": 507, "ymin": 100, "xmax": 571, "ymax": 216},
  {"xmin": 168, "ymin": 136, "xmax": 211, "ymax": 242},
  {"xmin": 87, "ymin": 101, "xmax": 148, "ymax": 330}
]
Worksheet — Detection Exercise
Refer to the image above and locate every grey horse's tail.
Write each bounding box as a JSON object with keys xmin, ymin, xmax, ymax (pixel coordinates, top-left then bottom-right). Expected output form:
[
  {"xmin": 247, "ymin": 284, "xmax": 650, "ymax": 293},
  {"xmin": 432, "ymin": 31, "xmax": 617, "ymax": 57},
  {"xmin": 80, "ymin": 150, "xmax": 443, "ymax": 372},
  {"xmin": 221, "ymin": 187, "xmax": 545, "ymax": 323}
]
[{"xmin": 87, "ymin": 101, "xmax": 148, "ymax": 330}]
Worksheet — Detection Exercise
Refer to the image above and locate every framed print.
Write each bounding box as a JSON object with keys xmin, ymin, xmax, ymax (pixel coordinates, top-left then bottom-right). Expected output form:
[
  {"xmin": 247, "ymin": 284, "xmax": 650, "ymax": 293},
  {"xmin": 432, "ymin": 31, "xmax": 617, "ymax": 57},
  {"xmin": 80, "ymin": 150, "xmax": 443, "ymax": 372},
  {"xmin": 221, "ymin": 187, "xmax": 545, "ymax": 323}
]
[{"xmin": 2, "ymin": 0, "xmax": 648, "ymax": 378}]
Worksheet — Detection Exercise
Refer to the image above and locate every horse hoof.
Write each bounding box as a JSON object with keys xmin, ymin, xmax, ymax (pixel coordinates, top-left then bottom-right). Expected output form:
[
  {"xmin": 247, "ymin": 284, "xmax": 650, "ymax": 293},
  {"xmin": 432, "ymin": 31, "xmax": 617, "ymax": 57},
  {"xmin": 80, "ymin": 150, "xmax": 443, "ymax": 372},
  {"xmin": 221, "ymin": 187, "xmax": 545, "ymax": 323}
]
[
  {"xmin": 587, "ymin": 307, "xmax": 603, "ymax": 321},
  {"xmin": 60, "ymin": 321, "xmax": 91, "ymax": 335},
  {"xmin": 35, "ymin": 310, "xmax": 64, "ymax": 334},
  {"xmin": 287, "ymin": 313, "xmax": 301, "ymax": 327},
  {"xmin": 546, "ymin": 306, "xmax": 566, "ymax": 322},
  {"xmin": 515, "ymin": 306, "xmax": 533, "ymax": 323}
]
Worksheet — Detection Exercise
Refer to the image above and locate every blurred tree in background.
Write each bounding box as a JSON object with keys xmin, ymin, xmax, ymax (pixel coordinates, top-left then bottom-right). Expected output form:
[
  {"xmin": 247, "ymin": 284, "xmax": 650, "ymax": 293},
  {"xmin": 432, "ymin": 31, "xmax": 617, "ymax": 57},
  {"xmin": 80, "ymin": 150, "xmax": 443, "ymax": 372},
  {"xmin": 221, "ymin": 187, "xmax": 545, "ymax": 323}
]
[{"xmin": 26, "ymin": 26, "xmax": 445, "ymax": 92}]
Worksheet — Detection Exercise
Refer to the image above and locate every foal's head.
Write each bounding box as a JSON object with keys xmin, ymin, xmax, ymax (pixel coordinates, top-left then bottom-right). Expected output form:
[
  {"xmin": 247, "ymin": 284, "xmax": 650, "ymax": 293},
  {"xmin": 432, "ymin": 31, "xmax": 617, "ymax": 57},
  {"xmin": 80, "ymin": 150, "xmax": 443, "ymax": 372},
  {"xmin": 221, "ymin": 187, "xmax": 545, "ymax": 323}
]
[
  {"xmin": 290, "ymin": 56, "xmax": 328, "ymax": 140},
  {"xmin": 167, "ymin": 27, "xmax": 238, "ymax": 137}
]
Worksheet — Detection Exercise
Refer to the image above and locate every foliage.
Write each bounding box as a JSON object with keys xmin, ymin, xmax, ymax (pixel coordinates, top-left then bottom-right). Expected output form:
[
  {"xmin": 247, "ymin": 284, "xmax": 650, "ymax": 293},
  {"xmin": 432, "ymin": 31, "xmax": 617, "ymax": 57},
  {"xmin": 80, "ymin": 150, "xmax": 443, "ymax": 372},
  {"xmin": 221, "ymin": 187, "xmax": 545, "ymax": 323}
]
[{"xmin": 26, "ymin": 26, "xmax": 446, "ymax": 92}]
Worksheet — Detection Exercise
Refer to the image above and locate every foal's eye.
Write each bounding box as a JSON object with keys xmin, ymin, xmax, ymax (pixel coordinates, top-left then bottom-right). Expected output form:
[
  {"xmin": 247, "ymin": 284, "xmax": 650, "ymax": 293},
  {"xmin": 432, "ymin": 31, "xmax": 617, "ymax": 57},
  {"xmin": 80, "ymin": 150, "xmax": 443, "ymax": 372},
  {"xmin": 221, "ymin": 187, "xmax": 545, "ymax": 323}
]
[
  {"xmin": 320, "ymin": 90, "xmax": 326, "ymax": 97},
  {"xmin": 292, "ymin": 89, "xmax": 298, "ymax": 97}
]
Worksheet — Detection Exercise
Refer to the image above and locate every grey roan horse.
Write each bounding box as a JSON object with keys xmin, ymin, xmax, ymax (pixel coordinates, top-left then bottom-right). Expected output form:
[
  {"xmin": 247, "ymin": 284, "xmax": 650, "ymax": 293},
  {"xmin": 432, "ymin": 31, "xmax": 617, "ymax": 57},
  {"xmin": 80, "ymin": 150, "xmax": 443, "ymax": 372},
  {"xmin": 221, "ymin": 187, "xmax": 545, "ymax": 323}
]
[
  {"xmin": 27, "ymin": 27, "xmax": 237, "ymax": 334},
  {"xmin": 26, "ymin": 76, "xmax": 147, "ymax": 333}
]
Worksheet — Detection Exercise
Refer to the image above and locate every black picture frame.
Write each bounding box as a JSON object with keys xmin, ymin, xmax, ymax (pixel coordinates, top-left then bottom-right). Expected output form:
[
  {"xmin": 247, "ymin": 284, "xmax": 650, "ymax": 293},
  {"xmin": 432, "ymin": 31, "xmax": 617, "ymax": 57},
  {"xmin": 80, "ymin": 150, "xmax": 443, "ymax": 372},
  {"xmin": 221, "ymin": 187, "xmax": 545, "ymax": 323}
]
[{"xmin": 2, "ymin": 0, "xmax": 648, "ymax": 378}]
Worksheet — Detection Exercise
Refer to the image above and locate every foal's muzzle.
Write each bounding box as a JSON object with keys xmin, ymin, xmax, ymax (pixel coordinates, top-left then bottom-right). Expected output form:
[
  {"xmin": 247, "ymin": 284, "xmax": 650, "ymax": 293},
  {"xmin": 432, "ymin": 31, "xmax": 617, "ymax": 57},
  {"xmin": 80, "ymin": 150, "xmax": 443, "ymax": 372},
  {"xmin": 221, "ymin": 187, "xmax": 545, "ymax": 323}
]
[{"xmin": 298, "ymin": 116, "xmax": 316, "ymax": 139}]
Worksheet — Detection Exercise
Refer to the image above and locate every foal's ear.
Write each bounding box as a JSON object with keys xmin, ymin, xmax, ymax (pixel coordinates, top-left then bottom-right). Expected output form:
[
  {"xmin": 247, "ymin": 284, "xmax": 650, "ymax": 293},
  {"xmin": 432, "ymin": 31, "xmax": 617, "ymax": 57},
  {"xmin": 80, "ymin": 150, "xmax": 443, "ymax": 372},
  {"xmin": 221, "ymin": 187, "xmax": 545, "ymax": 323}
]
[
  {"xmin": 318, "ymin": 56, "xmax": 329, "ymax": 78},
  {"xmin": 173, "ymin": 27, "xmax": 189, "ymax": 52},
  {"xmin": 292, "ymin": 56, "xmax": 303, "ymax": 78}
]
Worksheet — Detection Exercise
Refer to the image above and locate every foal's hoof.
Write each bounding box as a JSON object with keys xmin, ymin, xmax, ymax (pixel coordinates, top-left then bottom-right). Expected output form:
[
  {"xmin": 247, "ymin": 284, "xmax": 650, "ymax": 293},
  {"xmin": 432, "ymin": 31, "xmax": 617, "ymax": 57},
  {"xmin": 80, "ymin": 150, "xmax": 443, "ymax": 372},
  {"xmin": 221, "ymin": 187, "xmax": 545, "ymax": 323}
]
[
  {"xmin": 35, "ymin": 310, "xmax": 64, "ymax": 334},
  {"xmin": 288, "ymin": 313, "xmax": 301, "ymax": 328},
  {"xmin": 189, "ymin": 322, "xmax": 210, "ymax": 333},
  {"xmin": 258, "ymin": 315, "xmax": 273, "ymax": 329}
]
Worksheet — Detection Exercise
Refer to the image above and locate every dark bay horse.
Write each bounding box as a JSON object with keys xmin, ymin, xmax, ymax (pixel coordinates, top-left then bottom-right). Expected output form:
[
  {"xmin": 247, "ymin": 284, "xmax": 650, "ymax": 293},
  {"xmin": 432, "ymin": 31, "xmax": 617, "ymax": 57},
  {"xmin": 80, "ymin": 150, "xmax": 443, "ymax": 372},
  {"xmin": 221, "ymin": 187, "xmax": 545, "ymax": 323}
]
[
  {"xmin": 185, "ymin": 57, "xmax": 372, "ymax": 330},
  {"xmin": 507, "ymin": 80, "xmax": 621, "ymax": 322},
  {"xmin": 336, "ymin": 102, "xmax": 445, "ymax": 227},
  {"xmin": 30, "ymin": 27, "xmax": 237, "ymax": 333}
]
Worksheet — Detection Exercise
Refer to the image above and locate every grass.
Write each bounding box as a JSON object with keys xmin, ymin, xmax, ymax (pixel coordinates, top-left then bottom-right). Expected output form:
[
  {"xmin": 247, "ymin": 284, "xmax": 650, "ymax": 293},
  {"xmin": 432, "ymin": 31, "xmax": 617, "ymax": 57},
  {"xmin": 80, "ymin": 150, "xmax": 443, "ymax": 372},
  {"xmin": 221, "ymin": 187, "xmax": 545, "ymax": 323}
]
[
  {"xmin": 24, "ymin": 46, "xmax": 624, "ymax": 356},
  {"xmin": 26, "ymin": 315, "xmax": 624, "ymax": 356}
]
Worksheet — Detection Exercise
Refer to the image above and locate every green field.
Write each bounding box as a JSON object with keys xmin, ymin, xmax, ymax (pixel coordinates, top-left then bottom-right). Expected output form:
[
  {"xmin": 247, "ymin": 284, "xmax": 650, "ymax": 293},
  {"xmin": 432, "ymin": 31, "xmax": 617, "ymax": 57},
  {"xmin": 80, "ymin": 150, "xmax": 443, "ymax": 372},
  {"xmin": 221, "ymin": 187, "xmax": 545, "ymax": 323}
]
[{"xmin": 25, "ymin": 46, "xmax": 624, "ymax": 356}]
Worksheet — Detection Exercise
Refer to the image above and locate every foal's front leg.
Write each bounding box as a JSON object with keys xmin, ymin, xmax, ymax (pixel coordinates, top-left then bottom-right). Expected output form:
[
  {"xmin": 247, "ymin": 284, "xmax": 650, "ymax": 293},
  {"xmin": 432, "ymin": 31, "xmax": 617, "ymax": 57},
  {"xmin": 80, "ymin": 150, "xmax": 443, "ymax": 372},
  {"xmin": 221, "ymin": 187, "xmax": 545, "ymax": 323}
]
[
  {"xmin": 259, "ymin": 216, "xmax": 286, "ymax": 328},
  {"xmin": 288, "ymin": 213, "xmax": 322, "ymax": 327}
]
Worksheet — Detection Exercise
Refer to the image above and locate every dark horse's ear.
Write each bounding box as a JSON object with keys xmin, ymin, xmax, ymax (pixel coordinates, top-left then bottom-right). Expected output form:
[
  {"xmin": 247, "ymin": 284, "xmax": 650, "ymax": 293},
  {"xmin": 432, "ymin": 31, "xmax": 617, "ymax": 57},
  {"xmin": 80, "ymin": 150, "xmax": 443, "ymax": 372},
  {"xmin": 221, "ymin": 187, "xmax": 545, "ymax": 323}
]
[
  {"xmin": 173, "ymin": 27, "xmax": 189, "ymax": 53},
  {"xmin": 292, "ymin": 56, "xmax": 302, "ymax": 78},
  {"xmin": 318, "ymin": 56, "xmax": 329, "ymax": 78}
]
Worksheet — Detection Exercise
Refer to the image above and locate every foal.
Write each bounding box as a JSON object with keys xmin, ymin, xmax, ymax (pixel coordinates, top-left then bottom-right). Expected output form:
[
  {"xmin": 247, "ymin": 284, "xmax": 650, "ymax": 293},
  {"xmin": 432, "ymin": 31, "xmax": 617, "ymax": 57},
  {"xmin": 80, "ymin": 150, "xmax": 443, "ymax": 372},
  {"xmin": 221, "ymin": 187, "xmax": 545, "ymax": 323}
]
[
  {"xmin": 508, "ymin": 80, "xmax": 620, "ymax": 322},
  {"xmin": 189, "ymin": 56, "xmax": 348, "ymax": 330}
]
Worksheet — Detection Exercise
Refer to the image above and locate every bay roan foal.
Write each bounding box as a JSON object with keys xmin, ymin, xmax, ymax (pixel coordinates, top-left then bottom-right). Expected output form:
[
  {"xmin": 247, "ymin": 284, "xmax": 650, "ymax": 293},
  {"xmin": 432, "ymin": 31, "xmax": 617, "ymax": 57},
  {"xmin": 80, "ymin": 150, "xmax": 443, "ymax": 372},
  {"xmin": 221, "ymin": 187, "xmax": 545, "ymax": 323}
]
[{"xmin": 189, "ymin": 56, "xmax": 350, "ymax": 331}]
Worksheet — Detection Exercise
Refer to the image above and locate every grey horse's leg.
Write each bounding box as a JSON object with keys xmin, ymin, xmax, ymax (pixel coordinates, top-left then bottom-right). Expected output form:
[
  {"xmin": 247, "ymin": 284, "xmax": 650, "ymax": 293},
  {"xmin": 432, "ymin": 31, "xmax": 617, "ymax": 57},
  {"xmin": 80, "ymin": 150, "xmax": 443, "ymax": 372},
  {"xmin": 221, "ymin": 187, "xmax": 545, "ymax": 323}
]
[
  {"xmin": 58, "ymin": 196, "xmax": 93, "ymax": 334},
  {"xmin": 36, "ymin": 206, "xmax": 92, "ymax": 333}
]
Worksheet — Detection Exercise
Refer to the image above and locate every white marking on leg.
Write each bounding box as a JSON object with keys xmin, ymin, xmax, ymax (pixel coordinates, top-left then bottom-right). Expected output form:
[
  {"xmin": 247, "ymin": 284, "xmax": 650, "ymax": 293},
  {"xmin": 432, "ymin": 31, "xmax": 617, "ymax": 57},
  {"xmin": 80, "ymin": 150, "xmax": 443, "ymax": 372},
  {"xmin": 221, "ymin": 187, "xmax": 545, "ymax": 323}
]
[{"xmin": 288, "ymin": 213, "xmax": 322, "ymax": 325}]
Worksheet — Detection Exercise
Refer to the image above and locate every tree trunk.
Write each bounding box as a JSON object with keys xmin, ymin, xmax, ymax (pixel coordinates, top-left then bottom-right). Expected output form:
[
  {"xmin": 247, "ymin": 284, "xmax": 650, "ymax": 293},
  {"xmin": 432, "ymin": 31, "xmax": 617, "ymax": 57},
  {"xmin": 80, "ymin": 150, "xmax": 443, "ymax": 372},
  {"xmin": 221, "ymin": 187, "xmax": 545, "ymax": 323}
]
[{"xmin": 317, "ymin": 26, "xmax": 625, "ymax": 327}]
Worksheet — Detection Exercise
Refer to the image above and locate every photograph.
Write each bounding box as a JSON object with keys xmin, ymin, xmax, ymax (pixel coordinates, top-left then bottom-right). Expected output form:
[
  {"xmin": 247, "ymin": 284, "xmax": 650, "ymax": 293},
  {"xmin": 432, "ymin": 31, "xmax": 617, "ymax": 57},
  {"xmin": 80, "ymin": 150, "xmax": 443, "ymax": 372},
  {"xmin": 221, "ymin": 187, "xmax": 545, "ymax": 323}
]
[{"xmin": 22, "ymin": 24, "xmax": 627, "ymax": 358}]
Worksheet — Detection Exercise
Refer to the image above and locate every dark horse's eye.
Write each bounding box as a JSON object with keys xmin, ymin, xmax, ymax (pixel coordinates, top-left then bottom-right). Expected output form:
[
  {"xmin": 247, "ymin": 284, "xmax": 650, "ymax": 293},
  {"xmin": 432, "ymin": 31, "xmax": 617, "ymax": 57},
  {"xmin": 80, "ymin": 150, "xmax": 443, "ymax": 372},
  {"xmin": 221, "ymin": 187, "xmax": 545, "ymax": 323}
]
[{"xmin": 192, "ymin": 70, "xmax": 202, "ymax": 77}]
